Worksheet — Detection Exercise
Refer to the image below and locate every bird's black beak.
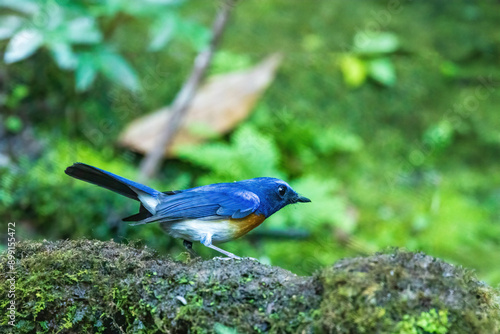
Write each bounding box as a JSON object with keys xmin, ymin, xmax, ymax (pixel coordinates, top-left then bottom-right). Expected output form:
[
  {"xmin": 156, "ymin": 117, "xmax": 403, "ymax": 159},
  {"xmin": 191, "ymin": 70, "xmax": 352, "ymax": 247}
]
[{"xmin": 296, "ymin": 195, "xmax": 311, "ymax": 203}]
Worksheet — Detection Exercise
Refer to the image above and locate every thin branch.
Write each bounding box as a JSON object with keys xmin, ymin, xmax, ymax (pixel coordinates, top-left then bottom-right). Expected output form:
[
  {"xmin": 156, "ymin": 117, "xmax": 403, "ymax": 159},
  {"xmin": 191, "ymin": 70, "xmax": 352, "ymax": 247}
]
[{"xmin": 138, "ymin": 0, "xmax": 238, "ymax": 181}]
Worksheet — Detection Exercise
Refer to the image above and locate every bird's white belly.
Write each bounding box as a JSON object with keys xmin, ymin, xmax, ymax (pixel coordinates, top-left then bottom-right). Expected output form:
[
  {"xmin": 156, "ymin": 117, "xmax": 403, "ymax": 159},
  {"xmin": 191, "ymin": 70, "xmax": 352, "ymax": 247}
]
[{"xmin": 161, "ymin": 219, "xmax": 237, "ymax": 244}]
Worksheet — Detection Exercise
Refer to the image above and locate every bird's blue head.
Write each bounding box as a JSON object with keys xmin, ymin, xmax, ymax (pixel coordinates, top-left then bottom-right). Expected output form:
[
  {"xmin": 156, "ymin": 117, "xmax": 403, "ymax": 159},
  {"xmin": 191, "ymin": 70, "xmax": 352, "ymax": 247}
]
[{"xmin": 240, "ymin": 177, "xmax": 311, "ymax": 217}]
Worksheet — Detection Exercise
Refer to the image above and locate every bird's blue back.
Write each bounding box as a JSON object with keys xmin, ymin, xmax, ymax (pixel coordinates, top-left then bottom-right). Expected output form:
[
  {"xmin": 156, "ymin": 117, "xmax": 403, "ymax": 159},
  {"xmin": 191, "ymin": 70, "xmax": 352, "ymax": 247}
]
[{"xmin": 139, "ymin": 178, "xmax": 285, "ymax": 224}]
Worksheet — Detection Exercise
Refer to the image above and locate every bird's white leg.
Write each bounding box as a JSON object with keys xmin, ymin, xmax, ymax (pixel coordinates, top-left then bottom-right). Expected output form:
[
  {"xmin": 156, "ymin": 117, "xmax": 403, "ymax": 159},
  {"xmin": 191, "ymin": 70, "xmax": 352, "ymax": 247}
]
[{"xmin": 200, "ymin": 233, "xmax": 241, "ymax": 259}]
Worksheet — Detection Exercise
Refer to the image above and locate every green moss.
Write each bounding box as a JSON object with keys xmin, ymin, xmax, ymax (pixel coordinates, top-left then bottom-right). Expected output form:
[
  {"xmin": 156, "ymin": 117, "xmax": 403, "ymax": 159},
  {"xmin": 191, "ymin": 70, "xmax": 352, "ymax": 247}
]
[
  {"xmin": 395, "ymin": 309, "xmax": 449, "ymax": 334},
  {"xmin": 317, "ymin": 250, "xmax": 500, "ymax": 333},
  {"xmin": 1, "ymin": 240, "xmax": 499, "ymax": 333}
]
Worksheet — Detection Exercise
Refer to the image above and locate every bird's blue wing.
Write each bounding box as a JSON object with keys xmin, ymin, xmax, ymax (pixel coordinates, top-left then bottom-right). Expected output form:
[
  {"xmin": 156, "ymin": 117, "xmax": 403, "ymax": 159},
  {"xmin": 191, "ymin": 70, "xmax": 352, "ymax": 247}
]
[
  {"xmin": 213, "ymin": 190, "xmax": 260, "ymax": 218},
  {"xmin": 133, "ymin": 186, "xmax": 260, "ymax": 224}
]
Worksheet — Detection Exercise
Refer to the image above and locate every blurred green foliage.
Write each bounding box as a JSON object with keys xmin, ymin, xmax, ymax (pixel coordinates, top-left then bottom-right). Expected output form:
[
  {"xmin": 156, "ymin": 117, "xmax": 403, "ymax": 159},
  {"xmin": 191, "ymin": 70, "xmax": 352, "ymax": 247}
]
[
  {"xmin": 340, "ymin": 31, "xmax": 399, "ymax": 87},
  {"xmin": 0, "ymin": 0, "xmax": 208, "ymax": 91},
  {"xmin": 1, "ymin": 0, "xmax": 500, "ymax": 286}
]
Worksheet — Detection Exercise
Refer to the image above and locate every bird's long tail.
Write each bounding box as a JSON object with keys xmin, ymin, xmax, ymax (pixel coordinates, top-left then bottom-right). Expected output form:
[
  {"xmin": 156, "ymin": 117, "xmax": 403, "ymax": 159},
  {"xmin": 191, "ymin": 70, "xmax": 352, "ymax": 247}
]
[{"xmin": 65, "ymin": 163, "xmax": 160, "ymax": 217}]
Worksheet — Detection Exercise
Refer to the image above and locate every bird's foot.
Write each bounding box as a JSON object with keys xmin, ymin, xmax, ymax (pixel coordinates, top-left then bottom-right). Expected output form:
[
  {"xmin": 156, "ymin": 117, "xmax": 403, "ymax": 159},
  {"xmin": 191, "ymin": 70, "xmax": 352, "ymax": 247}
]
[
  {"xmin": 212, "ymin": 256, "xmax": 259, "ymax": 261},
  {"xmin": 183, "ymin": 240, "xmax": 201, "ymax": 259},
  {"xmin": 213, "ymin": 256, "xmax": 238, "ymax": 261}
]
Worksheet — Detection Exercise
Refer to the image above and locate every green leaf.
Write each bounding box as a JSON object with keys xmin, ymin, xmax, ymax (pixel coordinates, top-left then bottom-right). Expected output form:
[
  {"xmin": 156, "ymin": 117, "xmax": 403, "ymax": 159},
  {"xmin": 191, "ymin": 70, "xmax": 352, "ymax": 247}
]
[
  {"xmin": 66, "ymin": 17, "xmax": 102, "ymax": 44},
  {"xmin": 354, "ymin": 32, "xmax": 399, "ymax": 55},
  {"xmin": 4, "ymin": 29, "xmax": 43, "ymax": 63},
  {"xmin": 440, "ymin": 61, "xmax": 459, "ymax": 78},
  {"xmin": 214, "ymin": 323, "xmax": 239, "ymax": 334},
  {"xmin": 423, "ymin": 121, "xmax": 453, "ymax": 150},
  {"xmin": 5, "ymin": 115, "xmax": 23, "ymax": 133},
  {"xmin": 211, "ymin": 50, "xmax": 252, "ymax": 75},
  {"xmin": 49, "ymin": 42, "xmax": 77, "ymax": 70},
  {"xmin": 0, "ymin": 15, "xmax": 23, "ymax": 40},
  {"xmin": 98, "ymin": 50, "xmax": 140, "ymax": 92},
  {"xmin": 367, "ymin": 58, "xmax": 396, "ymax": 86},
  {"xmin": 148, "ymin": 14, "xmax": 176, "ymax": 51},
  {"xmin": 5, "ymin": 84, "xmax": 29, "ymax": 108},
  {"xmin": 0, "ymin": 0, "xmax": 39, "ymax": 15},
  {"xmin": 178, "ymin": 20, "xmax": 210, "ymax": 51},
  {"xmin": 339, "ymin": 55, "xmax": 366, "ymax": 88},
  {"xmin": 105, "ymin": 0, "xmax": 184, "ymax": 18},
  {"xmin": 75, "ymin": 53, "xmax": 98, "ymax": 92}
]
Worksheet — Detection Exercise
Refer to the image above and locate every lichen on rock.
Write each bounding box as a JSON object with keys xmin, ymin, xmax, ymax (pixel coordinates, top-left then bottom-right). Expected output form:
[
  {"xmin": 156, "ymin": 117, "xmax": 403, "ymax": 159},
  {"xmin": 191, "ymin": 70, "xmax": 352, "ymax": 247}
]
[{"xmin": 1, "ymin": 240, "xmax": 499, "ymax": 333}]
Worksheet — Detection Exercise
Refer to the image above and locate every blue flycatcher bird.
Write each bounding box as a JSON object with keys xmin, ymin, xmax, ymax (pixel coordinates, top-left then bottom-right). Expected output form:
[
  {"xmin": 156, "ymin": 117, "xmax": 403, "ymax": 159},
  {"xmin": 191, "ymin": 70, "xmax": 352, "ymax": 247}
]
[{"xmin": 65, "ymin": 163, "xmax": 311, "ymax": 259}]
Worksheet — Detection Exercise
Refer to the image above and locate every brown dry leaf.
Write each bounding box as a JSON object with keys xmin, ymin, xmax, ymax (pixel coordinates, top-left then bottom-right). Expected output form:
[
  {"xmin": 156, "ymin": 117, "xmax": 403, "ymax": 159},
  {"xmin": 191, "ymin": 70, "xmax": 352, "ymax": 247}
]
[{"xmin": 118, "ymin": 53, "xmax": 282, "ymax": 156}]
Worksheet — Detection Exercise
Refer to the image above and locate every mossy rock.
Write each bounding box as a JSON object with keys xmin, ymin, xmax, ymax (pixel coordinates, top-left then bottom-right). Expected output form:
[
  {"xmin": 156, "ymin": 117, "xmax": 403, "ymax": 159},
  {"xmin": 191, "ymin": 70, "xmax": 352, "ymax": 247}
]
[{"xmin": 1, "ymin": 240, "xmax": 499, "ymax": 333}]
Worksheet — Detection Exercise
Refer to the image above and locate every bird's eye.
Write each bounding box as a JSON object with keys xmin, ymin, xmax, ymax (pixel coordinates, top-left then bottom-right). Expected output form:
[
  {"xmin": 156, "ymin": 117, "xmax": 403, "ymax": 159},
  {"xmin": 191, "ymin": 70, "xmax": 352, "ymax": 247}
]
[{"xmin": 278, "ymin": 185, "xmax": 287, "ymax": 197}]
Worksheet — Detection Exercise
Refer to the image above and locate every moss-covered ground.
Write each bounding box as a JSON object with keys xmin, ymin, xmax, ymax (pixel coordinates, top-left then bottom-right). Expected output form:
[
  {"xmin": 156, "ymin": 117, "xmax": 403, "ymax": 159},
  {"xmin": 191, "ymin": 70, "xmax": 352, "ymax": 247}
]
[{"xmin": 1, "ymin": 240, "xmax": 499, "ymax": 333}]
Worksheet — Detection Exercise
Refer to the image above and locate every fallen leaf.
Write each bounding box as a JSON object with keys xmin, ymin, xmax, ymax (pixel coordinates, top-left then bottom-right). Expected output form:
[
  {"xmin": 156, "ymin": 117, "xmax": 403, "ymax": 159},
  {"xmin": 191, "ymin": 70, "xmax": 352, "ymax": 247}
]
[{"xmin": 118, "ymin": 53, "xmax": 282, "ymax": 156}]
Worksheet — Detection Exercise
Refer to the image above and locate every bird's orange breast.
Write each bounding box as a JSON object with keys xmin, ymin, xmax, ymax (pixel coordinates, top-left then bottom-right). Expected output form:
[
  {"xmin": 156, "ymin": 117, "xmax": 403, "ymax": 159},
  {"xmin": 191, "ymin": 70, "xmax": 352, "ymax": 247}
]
[{"xmin": 229, "ymin": 213, "xmax": 266, "ymax": 239}]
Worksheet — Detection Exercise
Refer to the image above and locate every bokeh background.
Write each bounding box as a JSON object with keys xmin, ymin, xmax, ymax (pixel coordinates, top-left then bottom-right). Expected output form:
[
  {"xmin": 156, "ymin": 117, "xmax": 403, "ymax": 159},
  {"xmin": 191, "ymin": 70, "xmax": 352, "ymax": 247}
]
[{"xmin": 1, "ymin": 0, "xmax": 500, "ymax": 285}]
